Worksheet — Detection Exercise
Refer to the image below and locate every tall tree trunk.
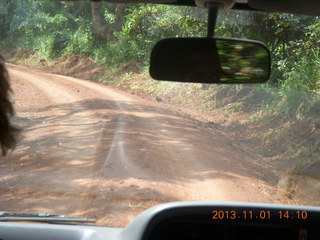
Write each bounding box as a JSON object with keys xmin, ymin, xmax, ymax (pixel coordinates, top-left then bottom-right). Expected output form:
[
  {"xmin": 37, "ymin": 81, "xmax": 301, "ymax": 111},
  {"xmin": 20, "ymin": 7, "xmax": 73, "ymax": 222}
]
[
  {"xmin": 90, "ymin": 2, "xmax": 126, "ymax": 40},
  {"xmin": 0, "ymin": 0, "xmax": 8, "ymax": 40},
  {"xmin": 90, "ymin": 1, "xmax": 110, "ymax": 39},
  {"xmin": 113, "ymin": 4, "xmax": 126, "ymax": 32}
]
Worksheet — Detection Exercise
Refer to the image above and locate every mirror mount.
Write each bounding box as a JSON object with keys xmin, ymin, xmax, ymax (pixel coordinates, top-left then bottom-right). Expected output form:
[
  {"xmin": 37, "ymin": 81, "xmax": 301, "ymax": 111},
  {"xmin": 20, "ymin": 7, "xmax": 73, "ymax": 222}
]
[
  {"xmin": 195, "ymin": 0, "xmax": 236, "ymax": 9},
  {"xmin": 207, "ymin": 3, "xmax": 220, "ymax": 37}
]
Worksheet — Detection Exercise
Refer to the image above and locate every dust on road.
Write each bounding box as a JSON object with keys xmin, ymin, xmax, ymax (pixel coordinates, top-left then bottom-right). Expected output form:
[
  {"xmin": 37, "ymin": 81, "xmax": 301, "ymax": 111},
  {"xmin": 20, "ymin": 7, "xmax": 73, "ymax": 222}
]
[{"xmin": 1, "ymin": 64, "xmax": 282, "ymax": 226}]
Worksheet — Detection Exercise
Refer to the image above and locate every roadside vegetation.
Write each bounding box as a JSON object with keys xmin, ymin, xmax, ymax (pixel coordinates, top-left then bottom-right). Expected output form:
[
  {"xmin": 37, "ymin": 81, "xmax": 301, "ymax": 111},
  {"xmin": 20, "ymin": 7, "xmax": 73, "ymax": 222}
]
[{"xmin": 0, "ymin": 1, "xmax": 320, "ymax": 184}]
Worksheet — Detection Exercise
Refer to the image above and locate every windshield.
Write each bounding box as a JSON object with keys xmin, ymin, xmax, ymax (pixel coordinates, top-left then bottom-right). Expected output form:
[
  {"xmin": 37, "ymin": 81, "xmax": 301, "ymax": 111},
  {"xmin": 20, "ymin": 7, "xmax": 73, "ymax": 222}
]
[{"xmin": 0, "ymin": 1, "xmax": 319, "ymax": 227}]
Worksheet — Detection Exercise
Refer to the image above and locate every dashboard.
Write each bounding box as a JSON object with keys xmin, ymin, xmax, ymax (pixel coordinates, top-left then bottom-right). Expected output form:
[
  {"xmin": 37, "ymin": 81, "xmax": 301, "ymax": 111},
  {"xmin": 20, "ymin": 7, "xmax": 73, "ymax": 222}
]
[{"xmin": 0, "ymin": 202, "xmax": 319, "ymax": 240}]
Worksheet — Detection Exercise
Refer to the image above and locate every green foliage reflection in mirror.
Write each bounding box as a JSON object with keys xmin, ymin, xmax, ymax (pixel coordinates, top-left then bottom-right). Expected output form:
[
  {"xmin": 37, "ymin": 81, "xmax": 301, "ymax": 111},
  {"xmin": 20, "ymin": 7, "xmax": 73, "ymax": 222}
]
[{"xmin": 217, "ymin": 40, "xmax": 270, "ymax": 83}]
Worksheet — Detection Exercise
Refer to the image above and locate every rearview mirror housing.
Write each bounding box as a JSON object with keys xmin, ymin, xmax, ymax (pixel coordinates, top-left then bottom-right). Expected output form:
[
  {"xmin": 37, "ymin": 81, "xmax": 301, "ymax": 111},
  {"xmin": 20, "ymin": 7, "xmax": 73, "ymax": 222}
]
[{"xmin": 150, "ymin": 38, "xmax": 271, "ymax": 84}]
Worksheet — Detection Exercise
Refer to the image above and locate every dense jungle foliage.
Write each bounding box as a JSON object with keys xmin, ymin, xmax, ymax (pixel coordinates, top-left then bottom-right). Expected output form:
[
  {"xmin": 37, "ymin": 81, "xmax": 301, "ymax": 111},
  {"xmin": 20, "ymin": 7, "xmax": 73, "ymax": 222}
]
[{"xmin": 0, "ymin": 1, "xmax": 320, "ymax": 164}]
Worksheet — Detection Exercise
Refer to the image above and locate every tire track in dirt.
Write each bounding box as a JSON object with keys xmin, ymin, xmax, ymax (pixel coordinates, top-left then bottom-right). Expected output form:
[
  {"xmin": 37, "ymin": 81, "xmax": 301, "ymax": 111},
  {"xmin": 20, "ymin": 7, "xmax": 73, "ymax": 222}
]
[{"xmin": 3, "ymin": 65, "xmax": 102, "ymax": 216}]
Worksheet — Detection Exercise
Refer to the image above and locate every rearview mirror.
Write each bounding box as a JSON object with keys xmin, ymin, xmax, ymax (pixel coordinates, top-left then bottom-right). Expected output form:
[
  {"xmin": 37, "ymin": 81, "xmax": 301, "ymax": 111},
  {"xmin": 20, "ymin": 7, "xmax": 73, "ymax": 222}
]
[{"xmin": 149, "ymin": 38, "xmax": 271, "ymax": 84}]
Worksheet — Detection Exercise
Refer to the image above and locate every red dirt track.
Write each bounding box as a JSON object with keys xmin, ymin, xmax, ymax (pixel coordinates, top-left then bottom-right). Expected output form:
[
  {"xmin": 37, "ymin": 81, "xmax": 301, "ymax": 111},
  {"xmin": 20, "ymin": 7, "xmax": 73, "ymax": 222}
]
[{"xmin": 1, "ymin": 64, "xmax": 283, "ymax": 226}]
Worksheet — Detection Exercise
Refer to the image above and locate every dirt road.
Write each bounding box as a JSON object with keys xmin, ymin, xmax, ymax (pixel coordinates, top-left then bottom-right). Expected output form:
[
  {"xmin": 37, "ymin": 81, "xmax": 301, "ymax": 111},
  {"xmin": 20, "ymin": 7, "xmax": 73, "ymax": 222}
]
[{"xmin": 1, "ymin": 64, "xmax": 280, "ymax": 226}]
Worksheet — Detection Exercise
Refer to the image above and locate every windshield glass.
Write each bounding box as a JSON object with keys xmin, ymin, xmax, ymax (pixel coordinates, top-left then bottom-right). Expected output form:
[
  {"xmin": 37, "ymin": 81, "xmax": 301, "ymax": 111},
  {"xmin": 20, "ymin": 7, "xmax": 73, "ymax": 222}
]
[{"xmin": 0, "ymin": 1, "xmax": 319, "ymax": 227}]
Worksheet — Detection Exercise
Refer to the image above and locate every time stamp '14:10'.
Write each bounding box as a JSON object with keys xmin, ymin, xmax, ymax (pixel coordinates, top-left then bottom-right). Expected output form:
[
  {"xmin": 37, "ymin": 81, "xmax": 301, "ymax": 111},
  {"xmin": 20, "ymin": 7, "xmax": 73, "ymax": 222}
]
[{"xmin": 212, "ymin": 210, "xmax": 308, "ymax": 220}]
